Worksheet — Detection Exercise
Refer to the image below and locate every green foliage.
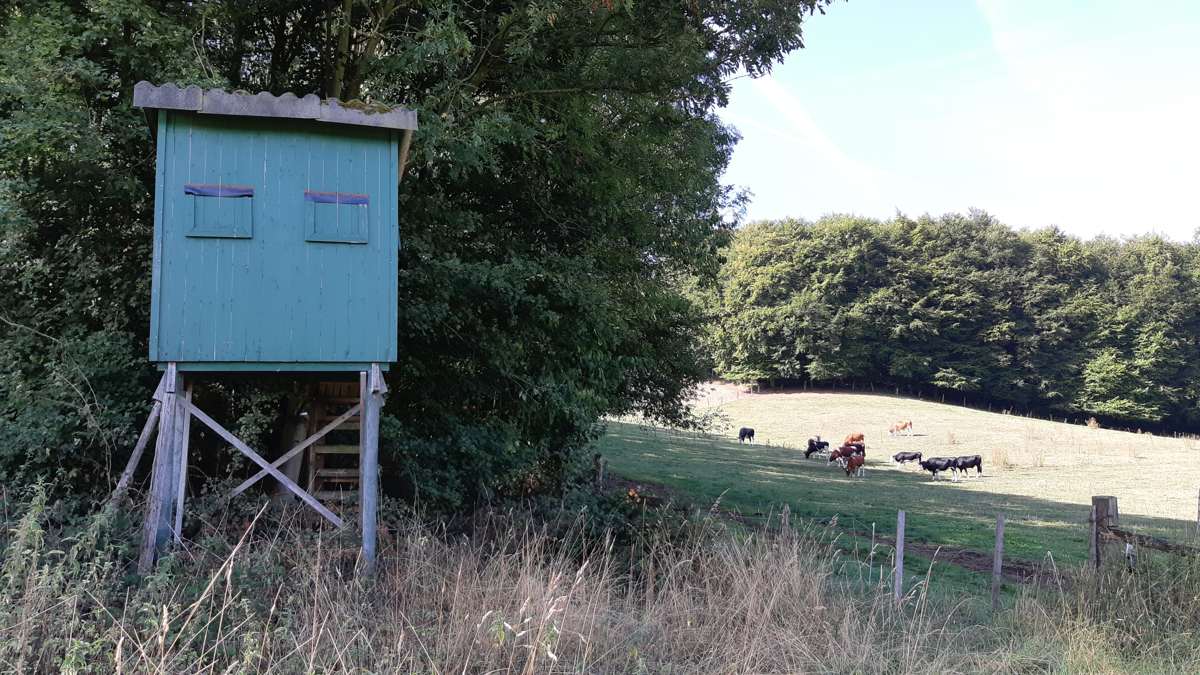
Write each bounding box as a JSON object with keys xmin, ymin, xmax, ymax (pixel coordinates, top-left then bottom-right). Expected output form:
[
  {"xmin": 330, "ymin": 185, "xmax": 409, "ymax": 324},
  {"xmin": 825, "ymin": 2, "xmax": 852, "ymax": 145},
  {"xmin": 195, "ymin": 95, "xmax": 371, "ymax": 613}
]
[
  {"xmin": 705, "ymin": 214, "xmax": 1200, "ymax": 428},
  {"xmin": 0, "ymin": 1, "xmax": 832, "ymax": 508}
]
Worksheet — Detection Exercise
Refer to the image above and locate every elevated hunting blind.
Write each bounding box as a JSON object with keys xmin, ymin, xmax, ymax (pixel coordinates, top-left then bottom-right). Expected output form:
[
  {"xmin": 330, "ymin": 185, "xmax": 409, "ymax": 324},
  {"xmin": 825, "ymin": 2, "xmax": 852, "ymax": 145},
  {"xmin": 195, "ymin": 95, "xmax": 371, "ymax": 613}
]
[{"xmin": 126, "ymin": 82, "xmax": 417, "ymax": 572}]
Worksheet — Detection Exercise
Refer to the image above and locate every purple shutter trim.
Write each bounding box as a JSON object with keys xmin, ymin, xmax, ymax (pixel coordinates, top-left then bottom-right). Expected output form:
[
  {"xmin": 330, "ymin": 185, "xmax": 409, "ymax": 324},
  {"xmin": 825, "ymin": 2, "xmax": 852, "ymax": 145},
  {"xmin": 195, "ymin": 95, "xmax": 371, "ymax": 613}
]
[
  {"xmin": 304, "ymin": 190, "xmax": 369, "ymax": 205},
  {"xmin": 184, "ymin": 184, "xmax": 255, "ymax": 198}
]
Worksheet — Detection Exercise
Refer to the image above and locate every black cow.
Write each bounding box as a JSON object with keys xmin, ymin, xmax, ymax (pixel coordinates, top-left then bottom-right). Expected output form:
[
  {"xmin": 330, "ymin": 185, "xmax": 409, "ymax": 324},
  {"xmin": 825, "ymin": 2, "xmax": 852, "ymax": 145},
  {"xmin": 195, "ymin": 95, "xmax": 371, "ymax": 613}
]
[
  {"xmin": 738, "ymin": 427, "xmax": 755, "ymax": 444},
  {"xmin": 892, "ymin": 451, "xmax": 922, "ymax": 466},
  {"xmin": 805, "ymin": 437, "xmax": 830, "ymax": 459},
  {"xmin": 919, "ymin": 457, "xmax": 955, "ymax": 480},
  {"xmin": 953, "ymin": 455, "xmax": 983, "ymax": 476}
]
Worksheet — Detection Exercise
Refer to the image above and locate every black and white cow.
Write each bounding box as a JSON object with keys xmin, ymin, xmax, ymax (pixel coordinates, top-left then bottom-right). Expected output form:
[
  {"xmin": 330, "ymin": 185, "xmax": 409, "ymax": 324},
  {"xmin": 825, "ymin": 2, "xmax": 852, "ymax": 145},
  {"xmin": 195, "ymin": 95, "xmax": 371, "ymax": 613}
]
[
  {"xmin": 738, "ymin": 427, "xmax": 755, "ymax": 444},
  {"xmin": 892, "ymin": 451, "xmax": 922, "ymax": 466},
  {"xmin": 918, "ymin": 457, "xmax": 956, "ymax": 480},
  {"xmin": 952, "ymin": 455, "xmax": 983, "ymax": 476},
  {"xmin": 805, "ymin": 437, "xmax": 830, "ymax": 459}
]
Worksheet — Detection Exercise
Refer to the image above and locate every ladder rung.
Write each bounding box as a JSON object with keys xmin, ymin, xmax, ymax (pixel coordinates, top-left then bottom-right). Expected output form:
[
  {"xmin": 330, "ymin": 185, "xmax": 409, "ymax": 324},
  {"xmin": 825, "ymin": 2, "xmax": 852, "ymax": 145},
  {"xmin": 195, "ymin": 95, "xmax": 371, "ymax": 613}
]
[
  {"xmin": 313, "ymin": 490, "xmax": 358, "ymax": 501},
  {"xmin": 313, "ymin": 444, "xmax": 360, "ymax": 455},
  {"xmin": 316, "ymin": 468, "xmax": 360, "ymax": 479}
]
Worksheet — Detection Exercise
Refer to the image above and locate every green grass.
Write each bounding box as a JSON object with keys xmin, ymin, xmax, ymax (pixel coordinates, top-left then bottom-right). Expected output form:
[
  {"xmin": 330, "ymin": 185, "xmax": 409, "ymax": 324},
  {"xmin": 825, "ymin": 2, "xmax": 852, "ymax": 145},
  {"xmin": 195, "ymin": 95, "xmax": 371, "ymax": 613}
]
[{"xmin": 598, "ymin": 409, "xmax": 1198, "ymax": 574}]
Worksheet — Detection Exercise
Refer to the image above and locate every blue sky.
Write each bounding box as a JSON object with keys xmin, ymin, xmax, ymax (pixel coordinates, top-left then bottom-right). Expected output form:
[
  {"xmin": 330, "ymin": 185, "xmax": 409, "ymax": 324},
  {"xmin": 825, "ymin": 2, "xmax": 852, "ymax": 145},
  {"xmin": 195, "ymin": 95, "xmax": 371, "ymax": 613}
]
[{"xmin": 721, "ymin": 0, "xmax": 1200, "ymax": 240}]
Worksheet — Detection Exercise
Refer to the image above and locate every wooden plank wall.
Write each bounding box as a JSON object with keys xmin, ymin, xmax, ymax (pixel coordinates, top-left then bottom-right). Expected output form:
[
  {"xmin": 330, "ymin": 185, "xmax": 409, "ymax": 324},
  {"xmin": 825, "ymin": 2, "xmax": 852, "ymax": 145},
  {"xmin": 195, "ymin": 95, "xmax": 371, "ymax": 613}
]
[{"xmin": 149, "ymin": 113, "xmax": 399, "ymax": 368}]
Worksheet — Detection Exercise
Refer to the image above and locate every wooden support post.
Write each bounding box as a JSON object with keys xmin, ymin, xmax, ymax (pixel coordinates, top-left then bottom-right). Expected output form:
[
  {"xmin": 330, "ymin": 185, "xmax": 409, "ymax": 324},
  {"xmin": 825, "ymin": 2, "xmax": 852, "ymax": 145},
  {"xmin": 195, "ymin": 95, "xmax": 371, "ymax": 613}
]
[
  {"xmin": 138, "ymin": 364, "xmax": 180, "ymax": 573},
  {"xmin": 361, "ymin": 364, "xmax": 386, "ymax": 573},
  {"xmin": 1090, "ymin": 505, "xmax": 1101, "ymax": 570},
  {"xmin": 110, "ymin": 374, "xmax": 167, "ymax": 503},
  {"xmin": 991, "ymin": 513, "xmax": 1005, "ymax": 611},
  {"xmin": 1195, "ymin": 488, "xmax": 1199, "ymax": 538},
  {"xmin": 172, "ymin": 383, "xmax": 193, "ymax": 542},
  {"xmin": 894, "ymin": 510, "xmax": 906, "ymax": 603}
]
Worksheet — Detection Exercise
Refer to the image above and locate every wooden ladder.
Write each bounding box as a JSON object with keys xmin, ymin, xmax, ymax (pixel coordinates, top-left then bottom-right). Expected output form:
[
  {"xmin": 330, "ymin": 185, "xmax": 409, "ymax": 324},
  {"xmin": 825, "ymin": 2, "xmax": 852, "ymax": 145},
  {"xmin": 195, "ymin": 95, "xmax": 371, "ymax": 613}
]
[{"xmin": 306, "ymin": 380, "xmax": 363, "ymax": 501}]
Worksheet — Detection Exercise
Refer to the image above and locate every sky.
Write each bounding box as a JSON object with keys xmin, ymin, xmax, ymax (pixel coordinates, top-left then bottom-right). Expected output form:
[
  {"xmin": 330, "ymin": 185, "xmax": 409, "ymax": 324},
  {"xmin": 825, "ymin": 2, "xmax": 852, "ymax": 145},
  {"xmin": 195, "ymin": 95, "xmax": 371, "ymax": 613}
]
[{"xmin": 720, "ymin": 0, "xmax": 1200, "ymax": 240}]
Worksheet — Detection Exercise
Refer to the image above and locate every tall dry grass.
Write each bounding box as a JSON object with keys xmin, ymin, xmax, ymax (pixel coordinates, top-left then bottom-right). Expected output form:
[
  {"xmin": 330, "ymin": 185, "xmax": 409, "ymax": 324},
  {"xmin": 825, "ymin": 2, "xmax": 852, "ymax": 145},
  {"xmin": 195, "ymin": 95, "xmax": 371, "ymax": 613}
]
[{"xmin": 1, "ymin": 489, "xmax": 1199, "ymax": 673}]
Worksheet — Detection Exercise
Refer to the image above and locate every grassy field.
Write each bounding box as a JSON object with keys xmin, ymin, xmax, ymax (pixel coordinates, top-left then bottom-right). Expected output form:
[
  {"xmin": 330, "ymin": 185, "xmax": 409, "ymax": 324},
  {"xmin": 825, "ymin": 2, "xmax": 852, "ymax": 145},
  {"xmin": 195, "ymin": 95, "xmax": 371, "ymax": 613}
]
[{"xmin": 599, "ymin": 385, "xmax": 1200, "ymax": 571}]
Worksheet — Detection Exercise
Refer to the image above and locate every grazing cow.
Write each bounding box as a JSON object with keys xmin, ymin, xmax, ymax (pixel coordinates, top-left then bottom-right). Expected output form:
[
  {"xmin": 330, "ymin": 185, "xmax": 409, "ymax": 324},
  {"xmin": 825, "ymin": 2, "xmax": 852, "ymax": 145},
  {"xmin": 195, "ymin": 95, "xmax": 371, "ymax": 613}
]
[
  {"xmin": 844, "ymin": 453, "xmax": 865, "ymax": 477},
  {"xmin": 892, "ymin": 451, "xmax": 922, "ymax": 466},
  {"xmin": 804, "ymin": 436, "xmax": 830, "ymax": 459},
  {"xmin": 828, "ymin": 443, "xmax": 865, "ymax": 468},
  {"xmin": 918, "ymin": 457, "xmax": 956, "ymax": 480},
  {"xmin": 738, "ymin": 427, "xmax": 755, "ymax": 444},
  {"xmin": 953, "ymin": 455, "xmax": 983, "ymax": 476},
  {"xmin": 843, "ymin": 432, "xmax": 865, "ymax": 446},
  {"xmin": 888, "ymin": 420, "xmax": 914, "ymax": 436}
]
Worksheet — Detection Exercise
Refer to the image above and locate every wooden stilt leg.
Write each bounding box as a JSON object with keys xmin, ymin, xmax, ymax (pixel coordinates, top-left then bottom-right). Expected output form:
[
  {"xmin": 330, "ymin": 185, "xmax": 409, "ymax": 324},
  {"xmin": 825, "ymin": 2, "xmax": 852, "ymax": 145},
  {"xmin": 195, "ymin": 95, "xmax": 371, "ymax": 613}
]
[
  {"xmin": 360, "ymin": 364, "xmax": 386, "ymax": 573},
  {"xmin": 109, "ymin": 374, "xmax": 167, "ymax": 504},
  {"xmin": 139, "ymin": 364, "xmax": 180, "ymax": 573},
  {"xmin": 173, "ymin": 383, "xmax": 192, "ymax": 542}
]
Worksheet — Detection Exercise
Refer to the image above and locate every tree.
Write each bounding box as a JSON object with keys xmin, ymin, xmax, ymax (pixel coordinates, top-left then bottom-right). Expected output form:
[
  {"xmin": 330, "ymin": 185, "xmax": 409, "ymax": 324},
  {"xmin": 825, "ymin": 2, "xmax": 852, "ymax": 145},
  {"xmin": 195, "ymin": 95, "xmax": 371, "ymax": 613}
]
[{"xmin": 0, "ymin": 0, "xmax": 834, "ymax": 507}]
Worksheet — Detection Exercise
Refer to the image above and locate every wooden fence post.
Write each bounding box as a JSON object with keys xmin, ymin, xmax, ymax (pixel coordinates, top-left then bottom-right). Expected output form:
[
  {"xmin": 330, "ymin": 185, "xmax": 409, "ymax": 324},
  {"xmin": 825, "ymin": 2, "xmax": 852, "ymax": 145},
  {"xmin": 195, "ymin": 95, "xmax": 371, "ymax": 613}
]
[
  {"xmin": 991, "ymin": 513, "xmax": 1005, "ymax": 611},
  {"xmin": 1196, "ymin": 488, "xmax": 1199, "ymax": 537},
  {"xmin": 1089, "ymin": 504, "xmax": 1101, "ymax": 570},
  {"xmin": 894, "ymin": 510, "xmax": 906, "ymax": 603}
]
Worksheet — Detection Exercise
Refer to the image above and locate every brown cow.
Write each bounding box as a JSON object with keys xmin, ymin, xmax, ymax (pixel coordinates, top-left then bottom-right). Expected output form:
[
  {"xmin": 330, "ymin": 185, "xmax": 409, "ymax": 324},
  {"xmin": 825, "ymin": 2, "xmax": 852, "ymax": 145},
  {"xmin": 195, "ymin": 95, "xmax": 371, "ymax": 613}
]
[
  {"xmin": 888, "ymin": 420, "xmax": 913, "ymax": 436},
  {"xmin": 843, "ymin": 432, "xmax": 865, "ymax": 446},
  {"xmin": 844, "ymin": 454, "xmax": 865, "ymax": 477}
]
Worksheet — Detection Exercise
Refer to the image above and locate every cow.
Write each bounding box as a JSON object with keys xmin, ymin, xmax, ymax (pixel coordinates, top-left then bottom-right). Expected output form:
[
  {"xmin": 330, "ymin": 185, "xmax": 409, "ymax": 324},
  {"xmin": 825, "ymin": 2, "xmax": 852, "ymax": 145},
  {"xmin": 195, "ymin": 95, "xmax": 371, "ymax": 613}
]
[
  {"xmin": 843, "ymin": 432, "xmax": 865, "ymax": 446},
  {"xmin": 953, "ymin": 455, "xmax": 983, "ymax": 476},
  {"xmin": 892, "ymin": 451, "xmax": 922, "ymax": 466},
  {"xmin": 804, "ymin": 436, "xmax": 830, "ymax": 459},
  {"xmin": 918, "ymin": 457, "xmax": 956, "ymax": 480},
  {"xmin": 843, "ymin": 453, "xmax": 865, "ymax": 477},
  {"xmin": 738, "ymin": 427, "xmax": 755, "ymax": 444},
  {"xmin": 888, "ymin": 420, "xmax": 914, "ymax": 436},
  {"xmin": 828, "ymin": 443, "xmax": 865, "ymax": 468}
]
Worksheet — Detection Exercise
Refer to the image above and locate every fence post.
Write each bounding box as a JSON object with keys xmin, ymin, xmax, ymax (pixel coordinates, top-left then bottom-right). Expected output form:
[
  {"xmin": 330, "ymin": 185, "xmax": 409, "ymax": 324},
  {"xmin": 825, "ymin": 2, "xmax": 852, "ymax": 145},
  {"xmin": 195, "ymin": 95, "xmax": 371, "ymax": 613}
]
[
  {"xmin": 894, "ymin": 510, "xmax": 906, "ymax": 603},
  {"xmin": 991, "ymin": 513, "xmax": 1005, "ymax": 611},
  {"xmin": 1089, "ymin": 496, "xmax": 1118, "ymax": 570},
  {"xmin": 1196, "ymin": 488, "xmax": 1199, "ymax": 537}
]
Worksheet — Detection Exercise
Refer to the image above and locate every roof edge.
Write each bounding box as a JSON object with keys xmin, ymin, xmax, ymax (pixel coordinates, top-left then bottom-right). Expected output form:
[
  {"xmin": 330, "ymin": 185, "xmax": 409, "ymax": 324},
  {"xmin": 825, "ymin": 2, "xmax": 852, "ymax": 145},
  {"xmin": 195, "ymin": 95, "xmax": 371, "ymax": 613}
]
[{"xmin": 133, "ymin": 81, "xmax": 417, "ymax": 131}]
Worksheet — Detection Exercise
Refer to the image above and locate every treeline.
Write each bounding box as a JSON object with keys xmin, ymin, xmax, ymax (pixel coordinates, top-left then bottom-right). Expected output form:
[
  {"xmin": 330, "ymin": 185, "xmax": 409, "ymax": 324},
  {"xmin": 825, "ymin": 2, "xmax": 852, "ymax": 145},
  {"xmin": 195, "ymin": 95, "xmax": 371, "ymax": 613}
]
[
  {"xmin": 0, "ymin": 1, "xmax": 831, "ymax": 509},
  {"xmin": 696, "ymin": 212, "xmax": 1200, "ymax": 429}
]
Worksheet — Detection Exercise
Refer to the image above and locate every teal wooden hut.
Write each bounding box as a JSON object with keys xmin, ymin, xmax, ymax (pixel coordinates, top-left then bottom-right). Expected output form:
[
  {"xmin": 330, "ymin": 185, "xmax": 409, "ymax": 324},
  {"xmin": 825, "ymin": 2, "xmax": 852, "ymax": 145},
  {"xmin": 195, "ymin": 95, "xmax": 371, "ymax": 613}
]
[
  {"xmin": 134, "ymin": 82, "xmax": 416, "ymax": 372},
  {"xmin": 128, "ymin": 82, "xmax": 416, "ymax": 573}
]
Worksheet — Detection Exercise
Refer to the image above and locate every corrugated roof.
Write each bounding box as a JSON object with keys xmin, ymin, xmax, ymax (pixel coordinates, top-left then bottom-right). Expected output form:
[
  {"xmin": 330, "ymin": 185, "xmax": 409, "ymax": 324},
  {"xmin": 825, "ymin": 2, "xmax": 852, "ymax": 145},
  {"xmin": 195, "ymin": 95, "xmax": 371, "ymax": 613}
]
[{"xmin": 133, "ymin": 81, "xmax": 417, "ymax": 131}]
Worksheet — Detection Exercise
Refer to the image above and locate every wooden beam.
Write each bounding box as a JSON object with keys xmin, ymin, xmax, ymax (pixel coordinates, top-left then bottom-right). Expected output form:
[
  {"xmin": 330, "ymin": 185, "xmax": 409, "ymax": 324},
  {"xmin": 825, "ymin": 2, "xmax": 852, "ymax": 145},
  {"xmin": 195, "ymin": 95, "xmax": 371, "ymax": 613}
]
[
  {"xmin": 173, "ymin": 384, "xmax": 193, "ymax": 542},
  {"xmin": 139, "ymin": 364, "xmax": 179, "ymax": 574},
  {"xmin": 184, "ymin": 400, "xmax": 345, "ymax": 529},
  {"xmin": 110, "ymin": 374, "xmax": 167, "ymax": 502},
  {"xmin": 1102, "ymin": 526, "xmax": 1200, "ymax": 556},
  {"xmin": 229, "ymin": 402, "xmax": 362, "ymax": 497},
  {"xmin": 361, "ymin": 364, "xmax": 387, "ymax": 572}
]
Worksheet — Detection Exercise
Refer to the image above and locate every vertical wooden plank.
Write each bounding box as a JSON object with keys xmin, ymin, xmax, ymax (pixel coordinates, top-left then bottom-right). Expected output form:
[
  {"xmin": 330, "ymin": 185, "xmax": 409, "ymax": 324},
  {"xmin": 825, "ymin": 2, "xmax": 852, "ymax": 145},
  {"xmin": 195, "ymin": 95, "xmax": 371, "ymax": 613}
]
[
  {"xmin": 1196, "ymin": 488, "xmax": 1199, "ymax": 537},
  {"xmin": 991, "ymin": 513, "xmax": 1005, "ymax": 611},
  {"xmin": 173, "ymin": 383, "xmax": 193, "ymax": 542},
  {"xmin": 149, "ymin": 112, "xmax": 170, "ymax": 361},
  {"xmin": 360, "ymin": 364, "xmax": 386, "ymax": 572},
  {"xmin": 1089, "ymin": 503, "xmax": 1101, "ymax": 570},
  {"xmin": 894, "ymin": 510, "xmax": 905, "ymax": 603},
  {"xmin": 138, "ymin": 363, "xmax": 180, "ymax": 573}
]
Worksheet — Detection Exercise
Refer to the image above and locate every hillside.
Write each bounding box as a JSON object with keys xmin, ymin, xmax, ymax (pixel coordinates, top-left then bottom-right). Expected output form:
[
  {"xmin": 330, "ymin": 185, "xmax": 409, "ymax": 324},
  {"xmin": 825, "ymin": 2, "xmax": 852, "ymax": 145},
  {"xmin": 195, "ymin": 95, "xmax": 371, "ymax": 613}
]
[{"xmin": 600, "ymin": 385, "xmax": 1200, "ymax": 567}]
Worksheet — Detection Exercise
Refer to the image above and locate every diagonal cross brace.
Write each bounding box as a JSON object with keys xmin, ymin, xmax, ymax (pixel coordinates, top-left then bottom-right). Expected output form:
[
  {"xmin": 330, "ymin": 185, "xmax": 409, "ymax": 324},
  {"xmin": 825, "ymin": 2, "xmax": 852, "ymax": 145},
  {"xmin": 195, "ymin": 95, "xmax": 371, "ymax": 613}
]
[
  {"xmin": 183, "ymin": 400, "xmax": 345, "ymax": 529},
  {"xmin": 229, "ymin": 403, "xmax": 362, "ymax": 497}
]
